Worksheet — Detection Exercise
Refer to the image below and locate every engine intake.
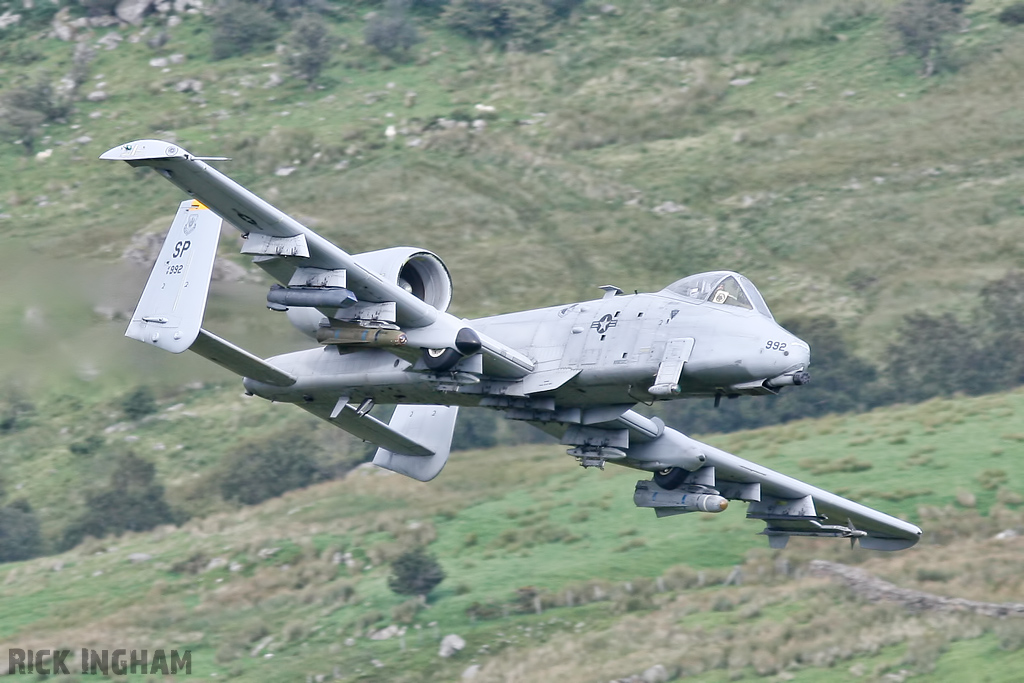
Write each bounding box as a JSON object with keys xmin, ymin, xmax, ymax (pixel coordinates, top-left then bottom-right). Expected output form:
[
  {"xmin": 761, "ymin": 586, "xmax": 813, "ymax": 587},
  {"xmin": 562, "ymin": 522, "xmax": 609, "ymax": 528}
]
[{"xmin": 352, "ymin": 247, "xmax": 453, "ymax": 313}]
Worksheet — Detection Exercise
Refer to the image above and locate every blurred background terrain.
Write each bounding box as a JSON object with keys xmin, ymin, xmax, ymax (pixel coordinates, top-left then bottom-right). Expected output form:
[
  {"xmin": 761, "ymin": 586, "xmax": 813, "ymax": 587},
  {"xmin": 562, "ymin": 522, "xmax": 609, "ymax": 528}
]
[{"xmin": 1, "ymin": 0, "xmax": 1024, "ymax": 679}]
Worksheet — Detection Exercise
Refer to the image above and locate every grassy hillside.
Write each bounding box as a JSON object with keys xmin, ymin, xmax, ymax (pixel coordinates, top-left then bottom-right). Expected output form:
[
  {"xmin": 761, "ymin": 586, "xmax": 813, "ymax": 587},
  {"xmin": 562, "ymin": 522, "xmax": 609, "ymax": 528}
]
[
  {"xmin": 3, "ymin": 0, "xmax": 1024, "ymax": 680},
  {"xmin": 0, "ymin": 0, "xmax": 1022, "ymax": 374},
  {"xmin": 3, "ymin": 389, "xmax": 1024, "ymax": 680}
]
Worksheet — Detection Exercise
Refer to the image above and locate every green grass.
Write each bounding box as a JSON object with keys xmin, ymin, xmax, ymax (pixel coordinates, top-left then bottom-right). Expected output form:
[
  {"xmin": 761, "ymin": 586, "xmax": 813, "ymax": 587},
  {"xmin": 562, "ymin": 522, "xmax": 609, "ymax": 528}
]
[
  {"xmin": 2, "ymin": 389, "xmax": 1024, "ymax": 679},
  {"xmin": 0, "ymin": 0, "xmax": 1022, "ymax": 359},
  {"xmin": 4, "ymin": 0, "xmax": 1024, "ymax": 679}
]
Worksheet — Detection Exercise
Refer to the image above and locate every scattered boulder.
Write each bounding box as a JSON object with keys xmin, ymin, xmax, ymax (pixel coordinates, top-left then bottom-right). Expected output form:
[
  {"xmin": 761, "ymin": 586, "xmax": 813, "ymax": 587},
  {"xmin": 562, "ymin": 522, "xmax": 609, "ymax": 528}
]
[
  {"xmin": 369, "ymin": 625, "xmax": 401, "ymax": 641},
  {"xmin": 641, "ymin": 664, "xmax": 669, "ymax": 683},
  {"xmin": 438, "ymin": 634, "xmax": 465, "ymax": 658},
  {"xmin": 174, "ymin": 78, "xmax": 202, "ymax": 94},
  {"xmin": 97, "ymin": 32, "xmax": 123, "ymax": 50},
  {"xmin": 652, "ymin": 201, "xmax": 686, "ymax": 215},
  {"xmin": 116, "ymin": 0, "xmax": 153, "ymax": 26},
  {"xmin": 169, "ymin": 53, "xmax": 185, "ymax": 64},
  {"xmin": 87, "ymin": 90, "xmax": 108, "ymax": 102},
  {"xmin": 149, "ymin": 56, "xmax": 168, "ymax": 68},
  {"xmin": 128, "ymin": 553, "xmax": 152, "ymax": 563},
  {"xmin": 0, "ymin": 10, "xmax": 21, "ymax": 29},
  {"xmin": 205, "ymin": 557, "xmax": 228, "ymax": 571},
  {"xmin": 729, "ymin": 78, "xmax": 754, "ymax": 86},
  {"xmin": 462, "ymin": 665, "xmax": 480, "ymax": 680},
  {"xmin": 51, "ymin": 7, "xmax": 74, "ymax": 40},
  {"xmin": 35, "ymin": 149, "xmax": 53, "ymax": 160}
]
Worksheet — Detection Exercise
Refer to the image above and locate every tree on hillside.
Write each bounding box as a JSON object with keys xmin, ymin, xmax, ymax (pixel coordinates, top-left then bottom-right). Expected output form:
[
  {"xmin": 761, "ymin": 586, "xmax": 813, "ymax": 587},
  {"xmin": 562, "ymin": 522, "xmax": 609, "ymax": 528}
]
[
  {"xmin": 0, "ymin": 500, "xmax": 43, "ymax": 563},
  {"xmin": 889, "ymin": 0, "xmax": 966, "ymax": 77},
  {"xmin": 886, "ymin": 312, "xmax": 995, "ymax": 401},
  {"xmin": 60, "ymin": 452, "xmax": 176, "ymax": 550},
  {"xmin": 0, "ymin": 73, "xmax": 72, "ymax": 155},
  {"xmin": 364, "ymin": 0, "xmax": 421, "ymax": 57},
  {"xmin": 442, "ymin": 0, "xmax": 552, "ymax": 47},
  {"xmin": 217, "ymin": 429, "xmax": 321, "ymax": 505},
  {"xmin": 284, "ymin": 12, "xmax": 339, "ymax": 87},
  {"xmin": 387, "ymin": 547, "xmax": 445, "ymax": 597},
  {"xmin": 210, "ymin": 0, "xmax": 280, "ymax": 60}
]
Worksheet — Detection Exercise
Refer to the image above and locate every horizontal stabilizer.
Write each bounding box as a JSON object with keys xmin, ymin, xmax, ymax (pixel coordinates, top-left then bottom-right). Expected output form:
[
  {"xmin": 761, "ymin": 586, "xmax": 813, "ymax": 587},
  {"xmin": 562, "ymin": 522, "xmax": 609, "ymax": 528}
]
[
  {"xmin": 125, "ymin": 199, "xmax": 221, "ymax": 353},
  {"xmin": 190, "ymin": 329, "xmax": 296, "ymax": 386},
  {"xmin": 373, "ymin": 405, "xmax": 459, "ymax": 481}
]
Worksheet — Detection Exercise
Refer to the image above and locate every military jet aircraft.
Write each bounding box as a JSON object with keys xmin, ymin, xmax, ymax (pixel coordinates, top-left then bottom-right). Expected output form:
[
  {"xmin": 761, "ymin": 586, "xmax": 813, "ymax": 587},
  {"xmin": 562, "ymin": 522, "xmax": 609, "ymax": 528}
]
[{"xmin": 101, "ymin": 139, "xmax": 921, "ymax": 551}]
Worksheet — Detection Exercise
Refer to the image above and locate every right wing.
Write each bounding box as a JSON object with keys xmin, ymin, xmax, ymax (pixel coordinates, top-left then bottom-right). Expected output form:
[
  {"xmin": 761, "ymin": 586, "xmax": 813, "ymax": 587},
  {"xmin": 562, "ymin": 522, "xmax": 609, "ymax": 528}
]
[
  {"xmin": 101, "ymin": 139, "xmax": 440, "ymax": 329},
  {"xmin": 527, "ymin": 410, "xmax": 921, "ymax": 550}
]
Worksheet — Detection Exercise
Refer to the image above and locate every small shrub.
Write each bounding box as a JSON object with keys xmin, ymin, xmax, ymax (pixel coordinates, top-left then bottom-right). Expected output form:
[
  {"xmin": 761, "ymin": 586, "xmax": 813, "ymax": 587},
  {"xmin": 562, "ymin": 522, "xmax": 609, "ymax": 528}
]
[
  {"xmin": 466, "ymin": 600, "xmax": 502, "ymax": 620},
  {"xmin": 888, "ymin": 0, "xmax": 965, "ymax": 77},
  {"xmin": 121, "ymin": 386, "xmax": 157, "ymax": 420},
  {"xmin": 69, "ymin": 434, "xmax": 105, "ymax": 456},
  {"xmin": 391, "ymin": 597, "xmax": 424, "ymax": 623},
  {"xmin": 387, "ymin": 547, "xmax": 445, "ymax": 597},
  {"xmin": 442, "ymin": 0, "xmax": 552, "ymax": 46},
  {"xmin": 996, "ymin": 619, "xmax": 1024, "ymax": 651},
  {"xmin": 283, "ymin": 620, "xmax": 306, "ymax": 642},
  {"xmin": 569, "ymin": 509, "xmax": 589, "ymax": 523},
  {"xmin": 978, "ymin": 469, "xmax": 1009, "ymax": 491},
  {"xmin": 998, "ymin": 2, "xmax": 1024, "ymax": 25},
  {"xmin": 916, "ymin": 568, "xmax": 953, "ymax": 582},
  {"xmin": 365, "ymin": 0, "xmax": 421, "ymax": 57},
  {"xmin": 211, "ymin": 0, "xmax": 280, "ymax": 60},
  {"xmin": 284, "ymin": 12, "xmax": 338, "ymax": 86}
]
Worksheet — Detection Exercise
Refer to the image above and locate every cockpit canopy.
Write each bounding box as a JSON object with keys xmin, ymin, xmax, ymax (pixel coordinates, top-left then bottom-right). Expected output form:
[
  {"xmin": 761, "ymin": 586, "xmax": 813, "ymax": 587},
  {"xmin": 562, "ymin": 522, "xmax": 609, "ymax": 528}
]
[{"xmin": 661, "ymin": 271, "xmax": 774, "ymax": 318}]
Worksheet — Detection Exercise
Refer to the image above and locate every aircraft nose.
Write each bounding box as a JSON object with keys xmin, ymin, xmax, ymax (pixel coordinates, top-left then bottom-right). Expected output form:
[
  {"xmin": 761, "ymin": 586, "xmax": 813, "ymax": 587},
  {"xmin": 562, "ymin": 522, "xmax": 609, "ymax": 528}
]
[
  {"xmin": 788, "ymin": 336, "xmax": 810, "ymax": 370},
  {"xmin": 763, "ymin": 331, "xmax": 811, "ymax": 388}
]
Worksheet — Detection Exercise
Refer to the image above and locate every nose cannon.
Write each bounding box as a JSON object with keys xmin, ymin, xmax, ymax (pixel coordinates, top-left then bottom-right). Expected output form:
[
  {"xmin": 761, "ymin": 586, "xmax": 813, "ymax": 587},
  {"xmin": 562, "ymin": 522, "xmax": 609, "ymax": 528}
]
[{"xmin": 765, "ymin": 369, "xmax": 811, "ymax": 388}]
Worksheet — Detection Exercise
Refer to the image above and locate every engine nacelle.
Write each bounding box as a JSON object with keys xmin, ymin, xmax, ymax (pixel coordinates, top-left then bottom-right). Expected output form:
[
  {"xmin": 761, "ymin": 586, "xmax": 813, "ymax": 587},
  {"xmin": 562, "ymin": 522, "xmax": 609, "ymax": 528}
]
[
  {"xmin": 351, "ymin": 247, "xmax": 453, "ymax": 313},
  {"xmin": 282, "ymin": 247, "xmax": 453, "ymax": 340}
]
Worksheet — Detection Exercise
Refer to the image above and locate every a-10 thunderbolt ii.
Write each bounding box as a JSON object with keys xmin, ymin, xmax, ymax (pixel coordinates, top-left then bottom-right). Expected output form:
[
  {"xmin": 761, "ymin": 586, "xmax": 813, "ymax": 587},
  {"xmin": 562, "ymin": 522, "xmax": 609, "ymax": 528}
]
[{"xmin": 101, "ymin": 139, "xmax": 922, "ymax": 551}]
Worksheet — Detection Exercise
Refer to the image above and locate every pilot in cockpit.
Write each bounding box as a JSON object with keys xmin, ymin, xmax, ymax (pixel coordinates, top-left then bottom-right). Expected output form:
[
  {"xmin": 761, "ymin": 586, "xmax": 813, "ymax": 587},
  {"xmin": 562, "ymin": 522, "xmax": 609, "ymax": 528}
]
[{"xmin": 710, "ymin": 277, "xmax": 752, "ymax": 309}]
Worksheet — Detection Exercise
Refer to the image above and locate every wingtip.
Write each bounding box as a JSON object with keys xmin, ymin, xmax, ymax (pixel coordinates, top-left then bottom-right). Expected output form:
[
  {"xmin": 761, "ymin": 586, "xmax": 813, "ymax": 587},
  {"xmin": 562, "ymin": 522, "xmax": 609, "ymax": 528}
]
[{"xmin": 99, "ymin": 139, "xmax": 191, "ymax": 161}]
